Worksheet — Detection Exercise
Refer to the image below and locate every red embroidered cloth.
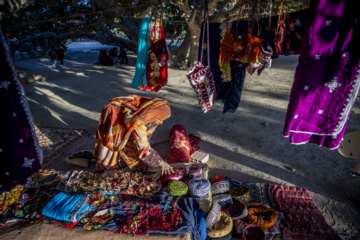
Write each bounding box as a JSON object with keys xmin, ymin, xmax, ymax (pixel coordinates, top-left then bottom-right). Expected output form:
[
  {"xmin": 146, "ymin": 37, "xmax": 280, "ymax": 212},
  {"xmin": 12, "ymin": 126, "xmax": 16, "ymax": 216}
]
[
  {"xmin": 168, "ymin": 124, "xmax": 201, "ymax": 164},
  {"xmin": 140, "ymin": 19, "xmax": 168, "ymax": 92},
  {"xmin": 269, "ymin": 185, "xmax": 341, "ymax": 240}
]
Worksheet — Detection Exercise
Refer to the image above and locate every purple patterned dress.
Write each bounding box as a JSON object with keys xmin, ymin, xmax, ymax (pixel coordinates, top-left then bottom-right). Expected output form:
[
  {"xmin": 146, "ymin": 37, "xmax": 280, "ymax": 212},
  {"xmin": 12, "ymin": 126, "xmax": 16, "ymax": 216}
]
[
  {"xmin": 0, "ymin": 27, "xmax": 43, "ymax": 191},
  {"xmin": 283, "ymin": 0, "xmax": 360, "ymax": 149}
]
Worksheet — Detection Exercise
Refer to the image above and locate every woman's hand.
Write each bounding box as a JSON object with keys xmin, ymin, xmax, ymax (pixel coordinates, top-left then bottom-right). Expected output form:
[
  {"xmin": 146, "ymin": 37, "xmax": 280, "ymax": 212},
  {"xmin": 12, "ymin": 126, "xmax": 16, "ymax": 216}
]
[{"xmin": 159, "ymin": 160, "xmax": 174, "ymax": 176}]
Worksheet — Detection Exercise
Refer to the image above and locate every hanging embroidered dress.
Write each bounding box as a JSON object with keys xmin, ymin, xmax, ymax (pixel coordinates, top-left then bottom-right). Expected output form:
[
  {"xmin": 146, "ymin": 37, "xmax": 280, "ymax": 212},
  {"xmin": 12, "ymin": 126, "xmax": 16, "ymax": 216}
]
[
  {"xmin": 283, "ymin": 0, "xmax": 360, "ymax": 149},
  {"xmin": 0, "ymin": 27, "xmax": 43, "ymax": 191},
  {"xmin": 94, "ymin": 95, "xmax": 171, "ymax": 171},
  {"xmin": 139, "ymin": 18, "xmax": 168, "ymax": 92},
  {"xmin": 131, "ymin": 17, "xmax": 152, "ymax": 88}
]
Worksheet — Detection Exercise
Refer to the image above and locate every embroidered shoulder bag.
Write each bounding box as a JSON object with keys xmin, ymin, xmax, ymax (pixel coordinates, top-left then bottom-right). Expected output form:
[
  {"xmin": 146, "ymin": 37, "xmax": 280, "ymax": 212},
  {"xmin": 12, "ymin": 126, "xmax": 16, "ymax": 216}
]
[
  {"xmin": 232, "ymin": 0, "xmax": 263, "ymax": 64},
  {"xmin": 186, "ymin": 8, "xmax": 216, "ymax": 113}
]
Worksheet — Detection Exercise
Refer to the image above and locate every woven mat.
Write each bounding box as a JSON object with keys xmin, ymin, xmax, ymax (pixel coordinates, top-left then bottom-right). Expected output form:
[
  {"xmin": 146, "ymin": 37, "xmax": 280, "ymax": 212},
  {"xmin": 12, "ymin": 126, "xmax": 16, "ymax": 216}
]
[{"xmin": 35, "ymin": 124, "xmax": 94, "ymax": 167}]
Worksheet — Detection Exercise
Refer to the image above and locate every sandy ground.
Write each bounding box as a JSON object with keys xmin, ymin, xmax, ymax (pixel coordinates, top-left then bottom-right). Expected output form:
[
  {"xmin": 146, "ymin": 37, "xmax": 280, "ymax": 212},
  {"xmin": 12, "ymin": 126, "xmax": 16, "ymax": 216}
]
[{"xmin": 9, "ymin": 46, "xmax": 360, "ymax": 239}]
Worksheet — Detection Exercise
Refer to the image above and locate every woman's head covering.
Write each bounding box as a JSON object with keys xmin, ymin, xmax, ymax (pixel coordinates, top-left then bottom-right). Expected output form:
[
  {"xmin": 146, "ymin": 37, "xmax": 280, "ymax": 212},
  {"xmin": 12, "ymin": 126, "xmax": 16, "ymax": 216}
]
[{"xmin": 96, "ymin": 95, "xmax": 170, "ymax": 152}]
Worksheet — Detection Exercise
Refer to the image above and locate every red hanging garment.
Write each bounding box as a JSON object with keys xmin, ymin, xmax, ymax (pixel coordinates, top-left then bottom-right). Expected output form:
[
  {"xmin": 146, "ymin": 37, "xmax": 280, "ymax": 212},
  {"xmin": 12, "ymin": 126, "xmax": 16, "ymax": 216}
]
[{"xmin": 140, "ymin": 9, "xmax": 168, "ymax": 92}]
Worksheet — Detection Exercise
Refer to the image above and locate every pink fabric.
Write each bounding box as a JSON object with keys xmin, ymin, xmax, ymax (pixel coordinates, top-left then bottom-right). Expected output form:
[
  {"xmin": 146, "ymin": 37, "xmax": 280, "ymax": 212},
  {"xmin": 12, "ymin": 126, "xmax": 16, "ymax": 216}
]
[
  {"xmin": 168, "ymin": 124, "xmax": 201, "ymax": 164},
  {"xmin": 269, "ymin": 185, "xmax": 341, "ymax": 240},
  {"xmin": 283, "ymin": 0, "xmax": 360, "ymax": 149}
]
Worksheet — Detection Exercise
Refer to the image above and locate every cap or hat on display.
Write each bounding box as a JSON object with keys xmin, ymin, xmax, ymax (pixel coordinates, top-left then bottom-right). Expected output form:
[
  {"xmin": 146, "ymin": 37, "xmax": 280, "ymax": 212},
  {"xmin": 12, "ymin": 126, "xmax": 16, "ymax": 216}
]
[
  {"xmin": 211, "ymin": 181, "xmax": 230, "ymax": 195},
  {"xmin": 207, "ymin": 211, "xmax": 233, "ymax": 239},
  {"xmin": 241, "ymin": 224, "xmax": 265, "ymax": 240},
  {"xmin": 213, "ymin": 194, "xmax": 233, "ymax": 209},
  {"xmin": 188, "ymin": 178, "xmax": 211, "ymax": 198},
  {"xmin": 230, "ymin": 185, "xmax": 251, "ymax": 202},
  {"xmin": 227, "ymin": 202, "xmax": 248, "ymax": 220},
  {"xmin": 185, "ymin": 164, "xmax": 203, "ymax": 178},
  {"xmin": 168, "ymin": 180, "xmax": 188, "ymax": 196}
]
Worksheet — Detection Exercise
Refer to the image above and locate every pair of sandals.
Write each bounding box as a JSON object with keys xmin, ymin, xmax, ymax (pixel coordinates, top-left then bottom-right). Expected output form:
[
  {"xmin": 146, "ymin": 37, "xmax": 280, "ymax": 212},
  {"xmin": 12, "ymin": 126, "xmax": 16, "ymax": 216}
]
[{"xmin": 68, "ymin": 151, "xmax": 97, "ymax": 163}]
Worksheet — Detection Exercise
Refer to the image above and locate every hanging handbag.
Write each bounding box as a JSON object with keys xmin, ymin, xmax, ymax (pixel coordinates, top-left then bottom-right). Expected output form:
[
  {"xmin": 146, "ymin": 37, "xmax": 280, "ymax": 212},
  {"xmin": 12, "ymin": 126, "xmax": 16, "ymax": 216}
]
[
  {"xmin": 219, "ymin": 14, "xmax": 235, "ymax": 82},
  {"xmin": 285, "ymin": 14, "xmax": 302, "ymax": 56},
  {"xmin": 186, "ymin": 11, "xmax": 216, "ymax": 113},
  {"xmin": 232, "ymin": 0, "xmax": 263, "ymax": 64},
  {"xmin": 272, "ymin": 0, "xmax": 286, "ymax": 58},
  {"xmin": 246, "ymin": 0, "xmax": 274, "ymax": 75}
]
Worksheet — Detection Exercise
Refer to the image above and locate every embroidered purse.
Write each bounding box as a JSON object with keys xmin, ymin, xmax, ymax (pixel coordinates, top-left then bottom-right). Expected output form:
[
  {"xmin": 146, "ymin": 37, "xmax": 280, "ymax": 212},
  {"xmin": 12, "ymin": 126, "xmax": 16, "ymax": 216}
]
[
  {"xmin": 186, "ymin": 13, "xmax": 216, "ymax": 113},
  {"xmin": 219, "ymin": 22, "xmax": 235, "ymax": 82},
  {"xmin": 232, "ymin": 0, "xmax": 263, "ymax": 64}
]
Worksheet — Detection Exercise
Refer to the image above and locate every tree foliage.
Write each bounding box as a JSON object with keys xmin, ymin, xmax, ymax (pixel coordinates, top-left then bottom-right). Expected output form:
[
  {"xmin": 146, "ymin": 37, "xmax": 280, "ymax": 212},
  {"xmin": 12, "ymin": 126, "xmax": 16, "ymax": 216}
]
[{"xmin": 1, "ymin": 0, "xmax": 309, "ymax": 66}]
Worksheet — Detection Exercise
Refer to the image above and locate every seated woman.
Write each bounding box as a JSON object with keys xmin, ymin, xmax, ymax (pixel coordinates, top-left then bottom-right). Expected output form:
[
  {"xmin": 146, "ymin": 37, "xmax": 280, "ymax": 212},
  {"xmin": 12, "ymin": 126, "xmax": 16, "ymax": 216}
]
[
  {"xmin": 118, "ymin": 47, "xmax": 129, "ymax": 64},
  {"xmin": 99, "ymin": 49, "xmax": 114, "ymax": 66},
  {"xmin": 94, "ymin": 95, "xmax": 174, "ymax": 176},
  {"xmin": 109, "ymin": 47, "xmax": 119, "ymax": 63}
]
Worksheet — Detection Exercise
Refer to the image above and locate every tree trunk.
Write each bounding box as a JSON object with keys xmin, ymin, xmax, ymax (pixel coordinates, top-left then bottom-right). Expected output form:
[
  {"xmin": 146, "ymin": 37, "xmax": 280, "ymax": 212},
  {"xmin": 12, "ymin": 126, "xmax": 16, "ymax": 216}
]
[{"xmin": 168, "ymin": 23, "xmax": 200, "ymax": 69}]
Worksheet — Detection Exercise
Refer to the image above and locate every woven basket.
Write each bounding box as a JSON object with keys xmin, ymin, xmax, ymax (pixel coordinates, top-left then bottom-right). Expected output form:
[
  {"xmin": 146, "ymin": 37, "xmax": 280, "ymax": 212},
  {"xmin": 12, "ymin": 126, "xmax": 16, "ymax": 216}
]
[
  {"xmin": 227, "ymin": 202, "xmax": 248, "ymax": 220},
  {"xmin": 242, "ymin": 224, "xmax": 265, "ymax": 240},
  {"xmin": 230, "ymin": 186, "xmax": 251, "ymax": 202}
]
